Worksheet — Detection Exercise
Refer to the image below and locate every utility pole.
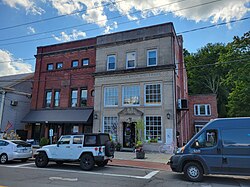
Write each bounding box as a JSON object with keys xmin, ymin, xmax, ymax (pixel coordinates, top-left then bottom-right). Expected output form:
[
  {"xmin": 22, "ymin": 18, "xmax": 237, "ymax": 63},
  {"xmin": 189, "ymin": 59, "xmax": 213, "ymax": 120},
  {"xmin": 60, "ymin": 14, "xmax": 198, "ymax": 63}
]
[{"xmin": 0, "ymin": 90, "xmax": 6, "ymax": 130}]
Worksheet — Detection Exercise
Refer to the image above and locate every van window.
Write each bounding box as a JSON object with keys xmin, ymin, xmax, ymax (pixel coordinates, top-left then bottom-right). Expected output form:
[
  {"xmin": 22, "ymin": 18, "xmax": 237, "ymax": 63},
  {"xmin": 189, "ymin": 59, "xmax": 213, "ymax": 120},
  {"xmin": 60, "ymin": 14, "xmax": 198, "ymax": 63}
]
[
  {"xmin": 222, "ymin": 129, "xmax": 250, "ymax": 147},
  {"xmin": 194, "ymin": 130, "xmax": 217, "ymax": 148}
]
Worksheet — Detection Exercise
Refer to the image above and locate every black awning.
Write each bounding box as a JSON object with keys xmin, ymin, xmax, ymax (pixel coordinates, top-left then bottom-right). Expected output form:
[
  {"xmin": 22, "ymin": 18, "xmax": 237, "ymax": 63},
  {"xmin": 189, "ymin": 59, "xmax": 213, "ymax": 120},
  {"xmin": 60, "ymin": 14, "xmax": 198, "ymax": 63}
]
[{"xmin": 22, "ymin": 109, "xmax": 93, "ymax": 124}]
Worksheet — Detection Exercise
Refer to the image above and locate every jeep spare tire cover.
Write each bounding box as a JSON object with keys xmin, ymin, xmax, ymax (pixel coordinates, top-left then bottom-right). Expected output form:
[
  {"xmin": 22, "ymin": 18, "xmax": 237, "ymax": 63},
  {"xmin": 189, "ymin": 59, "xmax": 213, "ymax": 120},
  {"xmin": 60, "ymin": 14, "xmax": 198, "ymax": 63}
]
[{"xmin": 105, "ymin": 141, "xmax": 115, "ymax": 157}]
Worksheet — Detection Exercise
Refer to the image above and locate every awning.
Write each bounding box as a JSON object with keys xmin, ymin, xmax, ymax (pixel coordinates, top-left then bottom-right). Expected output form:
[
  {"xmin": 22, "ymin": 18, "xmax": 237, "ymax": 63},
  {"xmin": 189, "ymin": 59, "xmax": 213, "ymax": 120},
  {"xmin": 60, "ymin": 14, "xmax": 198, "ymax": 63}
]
[{"xmin": 22, "ymin": 109, "xmax": 93, "ymax": 124}]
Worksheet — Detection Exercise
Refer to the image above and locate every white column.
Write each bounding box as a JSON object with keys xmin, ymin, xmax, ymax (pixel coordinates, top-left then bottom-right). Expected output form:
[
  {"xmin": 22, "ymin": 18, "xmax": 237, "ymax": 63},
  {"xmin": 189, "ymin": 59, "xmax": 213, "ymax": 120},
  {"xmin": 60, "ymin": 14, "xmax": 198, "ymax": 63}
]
[{"xmin": 0, "ymin": 90, "xmax": 6, "ymax": 130}]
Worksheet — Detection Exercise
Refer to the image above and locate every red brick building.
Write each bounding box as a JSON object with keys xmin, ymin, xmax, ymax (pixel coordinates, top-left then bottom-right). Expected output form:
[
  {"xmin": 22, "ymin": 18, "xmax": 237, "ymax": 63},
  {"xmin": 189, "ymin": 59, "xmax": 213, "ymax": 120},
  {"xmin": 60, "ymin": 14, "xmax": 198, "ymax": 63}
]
[
  {"xmin": 188, "ymin": 94, "xmax": 218, "ymax": 139},
  {"xmin": 23, "ymin": 38, "xmax": 96, "ymax": 143}
]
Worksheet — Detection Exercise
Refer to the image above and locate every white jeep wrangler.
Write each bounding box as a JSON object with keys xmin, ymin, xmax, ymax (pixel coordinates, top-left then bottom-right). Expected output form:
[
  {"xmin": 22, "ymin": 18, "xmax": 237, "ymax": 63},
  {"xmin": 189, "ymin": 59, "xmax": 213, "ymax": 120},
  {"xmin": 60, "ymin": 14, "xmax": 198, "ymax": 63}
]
[{"xmin": 35, "ymin": 133, "xmax": 115, "ymax": 171}]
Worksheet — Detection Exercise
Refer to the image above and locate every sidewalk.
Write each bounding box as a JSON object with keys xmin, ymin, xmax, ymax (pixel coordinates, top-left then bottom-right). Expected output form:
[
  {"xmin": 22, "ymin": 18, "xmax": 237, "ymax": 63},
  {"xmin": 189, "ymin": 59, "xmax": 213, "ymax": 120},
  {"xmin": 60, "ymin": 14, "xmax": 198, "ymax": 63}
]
[{"xmin": 109, "ymin": 151, "xmax": 172, "ymax": 171}]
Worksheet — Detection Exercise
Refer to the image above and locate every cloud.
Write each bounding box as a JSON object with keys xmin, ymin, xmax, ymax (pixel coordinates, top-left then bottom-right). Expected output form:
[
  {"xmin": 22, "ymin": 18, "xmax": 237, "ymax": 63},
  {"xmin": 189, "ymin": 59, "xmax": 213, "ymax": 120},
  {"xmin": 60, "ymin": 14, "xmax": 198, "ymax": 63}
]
[
  {"xmin": 104, "ymin": 21, "xmax": 118, "ymax": 34},
  {"xmin": 27, "ymin": 26, "xmax": 36, "ymax": 34},
  {"xmin": 2, "ymin": 0, "xmax": 45, "ymax": 15},
  {"xmin": 0, "ymin": 49, "xmax": 33, "ymax": 77},
  {"xmin": 52, "ymin": 29, "xmax": 87, "ymax": 42},
  {"xmin": 48, "ymin": 0, "xmax": 249, "ymax": 28}
]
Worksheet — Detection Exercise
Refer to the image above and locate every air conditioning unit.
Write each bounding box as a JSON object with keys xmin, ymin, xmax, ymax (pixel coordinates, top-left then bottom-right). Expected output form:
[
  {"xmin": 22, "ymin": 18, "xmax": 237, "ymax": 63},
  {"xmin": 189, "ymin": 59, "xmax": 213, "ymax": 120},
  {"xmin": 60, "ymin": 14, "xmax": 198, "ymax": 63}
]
[
  {"xmin": 10, "ymin": 100, "xmax": 18, "ymax": 106},
  {"xmin": 177, "ymin": 99, "xmax": 188, "ymax": 110}
]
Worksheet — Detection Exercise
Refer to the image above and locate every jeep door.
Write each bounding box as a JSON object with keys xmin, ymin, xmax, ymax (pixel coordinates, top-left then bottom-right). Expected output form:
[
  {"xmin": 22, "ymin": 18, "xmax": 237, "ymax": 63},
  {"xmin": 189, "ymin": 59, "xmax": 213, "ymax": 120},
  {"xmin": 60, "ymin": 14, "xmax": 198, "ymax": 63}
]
[
  {"xmin": 70, "ymin": 135, "xmax": 84, "ymax": 159},
  {"xmin": 221, "ymin": 128, "xmax": 250, "ymax": 175},
  {"xmin": 192, "ymin": 129, "xmax": 222, "ymax": 174},
  {"xmin": 54, "ymin": 135, "xmax": 72, "ymax": 159}
]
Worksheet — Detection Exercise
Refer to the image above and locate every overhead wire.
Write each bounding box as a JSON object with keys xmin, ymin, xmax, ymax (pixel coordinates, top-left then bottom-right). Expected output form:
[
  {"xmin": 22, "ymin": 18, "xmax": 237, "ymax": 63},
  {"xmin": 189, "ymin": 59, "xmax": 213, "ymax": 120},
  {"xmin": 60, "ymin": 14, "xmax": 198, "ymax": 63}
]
[{"xmin": 0, "ymin": 0, "xmax": 226, "ymax": 46}]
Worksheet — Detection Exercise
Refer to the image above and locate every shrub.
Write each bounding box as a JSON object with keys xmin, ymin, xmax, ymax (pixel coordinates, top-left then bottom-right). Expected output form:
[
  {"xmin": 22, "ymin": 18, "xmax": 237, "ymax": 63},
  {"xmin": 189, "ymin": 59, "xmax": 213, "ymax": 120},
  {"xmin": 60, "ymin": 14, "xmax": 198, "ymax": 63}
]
[{"xmin": 40, "ymin": 137, "xmax": 49, "ymax": 146}]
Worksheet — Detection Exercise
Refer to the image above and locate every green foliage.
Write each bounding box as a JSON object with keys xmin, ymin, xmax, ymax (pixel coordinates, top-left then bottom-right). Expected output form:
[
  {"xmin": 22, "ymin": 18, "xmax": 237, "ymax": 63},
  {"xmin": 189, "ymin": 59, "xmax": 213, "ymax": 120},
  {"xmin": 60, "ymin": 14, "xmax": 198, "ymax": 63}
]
[
  {"xmin": 135, "ymin": 119, "xmax": 144, "ymax": 143},
  {"xmin": 148, "ymin": 138, "xmax": 158, "ymax": 143},
  {"xmin": 40, "ymin": 137, "xmax": 49, "ymax": 146},
  {"xmin": 185, "ymin": 31, "xmax": 250, "ymax": 117}
]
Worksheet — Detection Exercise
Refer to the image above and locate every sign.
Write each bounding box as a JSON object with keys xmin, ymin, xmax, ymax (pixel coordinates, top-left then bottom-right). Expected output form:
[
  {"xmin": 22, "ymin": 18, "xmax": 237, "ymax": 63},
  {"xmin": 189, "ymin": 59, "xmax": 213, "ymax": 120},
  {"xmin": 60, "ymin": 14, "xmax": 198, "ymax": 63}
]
[
  {"xmin": 73, "ymin": 126, "xmax": 79, "ymax": 133},
  {"xmin": 166, "ymin": 128, "xmax": 173, "ymax": 145},
  {"xmin": 49, "ymin": 129, "xmax": 53, "ymax": 137}
]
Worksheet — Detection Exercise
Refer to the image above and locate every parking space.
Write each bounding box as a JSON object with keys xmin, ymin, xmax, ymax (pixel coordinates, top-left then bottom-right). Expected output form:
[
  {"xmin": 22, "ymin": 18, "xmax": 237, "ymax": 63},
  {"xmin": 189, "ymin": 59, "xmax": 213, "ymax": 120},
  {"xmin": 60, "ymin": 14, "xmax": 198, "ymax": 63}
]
[{"xmin": 0, "ymin": 160, "xmax": 159, "ymax": 180}]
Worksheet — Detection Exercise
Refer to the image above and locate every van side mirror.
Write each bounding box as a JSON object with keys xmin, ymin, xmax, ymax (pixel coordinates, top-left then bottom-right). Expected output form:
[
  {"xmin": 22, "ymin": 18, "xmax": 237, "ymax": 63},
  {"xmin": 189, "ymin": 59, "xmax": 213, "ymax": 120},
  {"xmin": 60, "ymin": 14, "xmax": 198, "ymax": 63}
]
[{"xmin": 195, "ymin": 139, "xmax": 200, "ymax": 148}]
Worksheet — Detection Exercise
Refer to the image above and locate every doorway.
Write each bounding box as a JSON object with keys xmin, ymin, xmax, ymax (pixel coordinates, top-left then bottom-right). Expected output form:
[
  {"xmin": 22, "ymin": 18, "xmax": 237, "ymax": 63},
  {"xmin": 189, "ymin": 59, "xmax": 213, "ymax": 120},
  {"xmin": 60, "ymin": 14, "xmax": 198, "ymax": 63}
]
[{"xmin": 123, "ymin": 122, "xmax": 135, "ymax": 148}]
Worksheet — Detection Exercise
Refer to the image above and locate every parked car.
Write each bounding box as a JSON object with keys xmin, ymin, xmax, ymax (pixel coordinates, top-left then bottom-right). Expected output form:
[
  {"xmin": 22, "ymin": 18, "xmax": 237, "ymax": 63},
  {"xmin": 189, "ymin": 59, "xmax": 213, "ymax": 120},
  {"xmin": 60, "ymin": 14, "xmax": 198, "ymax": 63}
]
[
  {"xmin": 0, "ymin": 139, "xmax": 32, "ymax": 164},
  {"xmin": 34, "ymin": 133, "xmax": 115, "ymax": 171},
  {"xmin": 168, "ymin": 117, "xmax": 250, "ymax": 182}
]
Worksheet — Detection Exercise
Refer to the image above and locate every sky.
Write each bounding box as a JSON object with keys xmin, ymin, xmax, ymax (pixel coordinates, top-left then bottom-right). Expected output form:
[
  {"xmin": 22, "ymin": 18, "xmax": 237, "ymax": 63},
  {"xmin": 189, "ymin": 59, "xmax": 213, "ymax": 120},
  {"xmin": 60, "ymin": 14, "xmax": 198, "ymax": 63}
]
[{"xmin": 0, "ymin": 0, "xmax": 249, "ymax": 77}]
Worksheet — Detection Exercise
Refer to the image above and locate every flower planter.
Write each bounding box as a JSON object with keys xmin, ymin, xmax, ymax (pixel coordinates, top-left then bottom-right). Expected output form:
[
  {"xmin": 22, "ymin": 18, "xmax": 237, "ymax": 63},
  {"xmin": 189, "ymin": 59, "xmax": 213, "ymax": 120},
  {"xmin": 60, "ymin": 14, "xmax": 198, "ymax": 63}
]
[{"xmin": 136, "ymin": 151, "xmax": 145, "ymax": 159}]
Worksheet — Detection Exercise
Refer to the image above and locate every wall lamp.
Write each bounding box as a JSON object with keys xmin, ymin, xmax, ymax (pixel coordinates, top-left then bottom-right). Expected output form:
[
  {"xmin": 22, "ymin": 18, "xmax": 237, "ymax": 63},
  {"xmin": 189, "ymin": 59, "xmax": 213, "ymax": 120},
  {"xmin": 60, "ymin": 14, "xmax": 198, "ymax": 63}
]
[
  {"xmin": 94, "ymin": 114, "xmax": 98, "ymax": 119},
  {"xmin": 167, "ymin": 113, "xmax": 171, "ymax": 119}
]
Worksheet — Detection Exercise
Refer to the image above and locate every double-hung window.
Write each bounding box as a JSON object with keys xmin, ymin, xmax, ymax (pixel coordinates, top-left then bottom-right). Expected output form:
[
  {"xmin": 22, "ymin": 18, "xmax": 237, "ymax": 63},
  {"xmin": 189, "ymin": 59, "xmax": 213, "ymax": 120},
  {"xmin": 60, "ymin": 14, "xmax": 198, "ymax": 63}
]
[
  {"xmin": 71, "ymin": 60, "xmax": 79, "ymax": 68},
  {"xmin": 145, "ymin": 116, "xmax": 162, "ymax": 142},
  {"xmin": 103, "ymin": 117, "xmax": 118, "ymax": 141},
  {"xmin": 54, "ymin": 90, "xmax": 60, "ymax": 107},
  {"xmin": 145, "ymin": 83, "xmax": 161, "ymax": 105},
  {"xmin": 126, "ymin": 52, "xmax": 136, "ymax": 69},
  {"xmin": 56, "ymin": 62, "xmax": 63, "ymax": 69},
  {"xmin": 194, "ymin": 104, "xmax": 211, "ymax": 116},
  {"xmin": 45, "ymin": 90, "xmax": 52, "ymax": 108},
  {"xmin": 104, "ymin": 87, "xmax": 118, "ymax": 106},
  {"xmin": 122, "ymin": 85, "xmax": 140, "ymax": 106},
  {"xmin": 47, "ymin": 64, "xmax": 53, "ymax": 71},
  {"xmin": 71, "ymin": 89, "xmax": 78, "ymax": 107},
  {"xmin": 82, "ymin": 58, "xmax": 89, "ymax": 66},
  {"xmin": 80, "ymin": 88, "xmax": 87, "ymax": 107},
  {"xmin": 107, "ymin": 55, "xmax": 116, "ymax": 71},
  {"xmin": 147, "ymin": 49, "xmax": 157, "ymax": 66}
]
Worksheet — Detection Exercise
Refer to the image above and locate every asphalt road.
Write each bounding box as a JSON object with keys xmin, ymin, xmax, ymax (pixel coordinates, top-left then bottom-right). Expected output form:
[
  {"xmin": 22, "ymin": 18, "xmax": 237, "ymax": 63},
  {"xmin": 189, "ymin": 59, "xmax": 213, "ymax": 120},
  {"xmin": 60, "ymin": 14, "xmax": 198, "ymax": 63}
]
[{"xmin": 0, "ymin": 161, "xmax": 249, "ymax": 187}]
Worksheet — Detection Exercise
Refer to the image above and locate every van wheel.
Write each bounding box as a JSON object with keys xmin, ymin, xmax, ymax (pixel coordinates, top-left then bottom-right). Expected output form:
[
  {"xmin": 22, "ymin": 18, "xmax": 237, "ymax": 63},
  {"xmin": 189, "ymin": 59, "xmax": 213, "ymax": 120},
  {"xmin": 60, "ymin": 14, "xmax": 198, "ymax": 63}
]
[
  {"xmin": 0, "ymin": 154, "xmax": 8, "ymax": 164},
  {"xmin": 80, "ymin": 154, "xmax": 94, "ymax": 171},
  {"xmin": 96, "ymin": 160, "xmax": 108, "ymax": 167},
  {"xmin": 183, "ymin": 162, "xmax": 203, "ymax": 182},
  {"xmin": 35, "ymin": 152, "xmax": 48, "ymax": 168}
]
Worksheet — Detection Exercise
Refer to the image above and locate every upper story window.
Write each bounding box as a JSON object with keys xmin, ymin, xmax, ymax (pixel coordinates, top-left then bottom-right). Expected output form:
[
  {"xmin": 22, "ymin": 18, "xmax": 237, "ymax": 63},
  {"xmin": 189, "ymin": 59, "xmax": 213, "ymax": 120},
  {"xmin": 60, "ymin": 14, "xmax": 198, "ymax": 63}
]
[
  {"xmin": 47, "ymin": 64, "xmax": 53, "ymax": 71},
  {"xmin": 194, "ymin": 104, "xmax": 211, "ymax": 116},
  {"xmin": 107, "ymin": 55, "xmax": 116, "ymax": 71},
  {"xmin": 147, "ymin": 49, "xmax": 157, "ymax": 66},
  {"xmin": 56, "ymin": 62, "xmax": 63, "ymax": 69},
  {"xmin": 71, "ymin": 89, "xmax": 78, "ymax": 107},
  {"xmin": 45, "ymin": 90, "xmax": 52, "ymax": 108},
  {"xmin": 80, "ymin": 88, "xmax": 87, "ymax": 107},
  {"xmin": 82, "ymin": 58, "xmax": 89, "ymax": 66},
  {"xmin": 54, "ymin": 90, "xmax": 60, "ymax": 107},
  {"xmin": 145, "ymin": 83, "xmax": 161, "ymax": 105},
  {"xmin": 122, "ymin": 85, "xmax": 140, "ymax": 106},
  {"xmin": 104, "ymin": 87, "xmax": 118, "ymax": 107},
  {"xmin": 71, "ymin": 60, "xmax": 79, "ymax": 68},
  {"xmin": 126, "ymin": 52, "xmax": 136, "ymax": 69}
]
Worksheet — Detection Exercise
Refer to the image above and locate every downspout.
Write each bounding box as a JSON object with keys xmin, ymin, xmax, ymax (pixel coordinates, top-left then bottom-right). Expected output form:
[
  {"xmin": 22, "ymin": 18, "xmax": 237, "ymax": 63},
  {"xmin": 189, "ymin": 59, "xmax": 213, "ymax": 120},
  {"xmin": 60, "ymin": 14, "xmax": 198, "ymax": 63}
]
[{"xmin": 0, "ymin": 90, "xmax": 6, "ymax": 130}]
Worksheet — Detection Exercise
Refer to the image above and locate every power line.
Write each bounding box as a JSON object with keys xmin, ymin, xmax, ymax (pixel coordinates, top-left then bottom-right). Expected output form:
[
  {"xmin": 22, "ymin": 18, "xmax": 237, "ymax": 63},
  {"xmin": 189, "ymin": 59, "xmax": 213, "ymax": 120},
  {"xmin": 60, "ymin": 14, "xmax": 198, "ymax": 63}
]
[
  {"xmin": 0, "ymin": 0, "xmax": 126, "ymax": 31},
  {"xmin": 0, "ymin": 0, "xmax": 225, "ymax": 46},
  {"xmin": 0, "ymin": 0, "xmax": 189, "ymax": 42},
  {"xmin": 0, "ymin": 57, "xmax": 249, "ymax": 82}
]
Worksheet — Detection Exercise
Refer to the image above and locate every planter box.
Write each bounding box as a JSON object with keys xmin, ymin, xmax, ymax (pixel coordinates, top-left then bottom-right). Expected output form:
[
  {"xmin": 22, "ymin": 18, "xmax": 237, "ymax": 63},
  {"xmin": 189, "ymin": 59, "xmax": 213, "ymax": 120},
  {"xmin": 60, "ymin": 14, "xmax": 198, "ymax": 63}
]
[{"xmin": 136, "ymin": 151, "xmax": 145, "ymax": 159}]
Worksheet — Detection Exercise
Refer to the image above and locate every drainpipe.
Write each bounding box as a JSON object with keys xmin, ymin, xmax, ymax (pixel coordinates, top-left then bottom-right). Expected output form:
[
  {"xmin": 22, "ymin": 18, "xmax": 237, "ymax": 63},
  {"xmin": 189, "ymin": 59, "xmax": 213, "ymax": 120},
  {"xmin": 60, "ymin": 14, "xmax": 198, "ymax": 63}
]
[{"xmin": 0, "ymin": 90, "xmax": 6, "ymax": 130}]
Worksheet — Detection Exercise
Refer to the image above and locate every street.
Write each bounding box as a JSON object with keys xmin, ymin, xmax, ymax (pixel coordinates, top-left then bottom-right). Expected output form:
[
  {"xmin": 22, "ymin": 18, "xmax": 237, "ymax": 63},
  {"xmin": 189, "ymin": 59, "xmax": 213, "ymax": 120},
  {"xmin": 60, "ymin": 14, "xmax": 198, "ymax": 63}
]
[{"xmin": 0, "ymin": 161, "xmax": 249, "ymax": 187}]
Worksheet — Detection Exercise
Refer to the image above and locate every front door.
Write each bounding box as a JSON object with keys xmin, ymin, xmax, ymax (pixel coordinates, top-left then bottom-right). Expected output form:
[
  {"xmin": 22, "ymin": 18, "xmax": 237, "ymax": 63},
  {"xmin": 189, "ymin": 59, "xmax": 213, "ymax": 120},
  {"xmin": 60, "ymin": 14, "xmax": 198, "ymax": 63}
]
[{"xmin": 123, "ymin": 122, "xmax": 135, "ymax": 148}]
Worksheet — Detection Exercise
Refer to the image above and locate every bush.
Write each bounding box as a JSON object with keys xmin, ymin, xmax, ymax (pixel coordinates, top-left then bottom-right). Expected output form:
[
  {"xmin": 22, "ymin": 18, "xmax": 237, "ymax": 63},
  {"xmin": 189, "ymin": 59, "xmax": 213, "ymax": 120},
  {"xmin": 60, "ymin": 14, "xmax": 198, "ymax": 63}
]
[{"xmin": 40, "ymin": 137, "xmax": 49, "ymax": 146}]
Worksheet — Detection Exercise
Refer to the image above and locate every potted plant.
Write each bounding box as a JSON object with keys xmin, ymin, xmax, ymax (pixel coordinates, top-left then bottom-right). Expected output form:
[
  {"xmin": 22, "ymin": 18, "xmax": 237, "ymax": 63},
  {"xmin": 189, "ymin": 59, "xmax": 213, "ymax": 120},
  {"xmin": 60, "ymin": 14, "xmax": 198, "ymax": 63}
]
[
  {"xmin": 135, "ymin": 141, "xmax": 145, "ymax": 159},
  {"xmin": 115, "ymin": 142, "xmax": 121, "ymax": 151}
]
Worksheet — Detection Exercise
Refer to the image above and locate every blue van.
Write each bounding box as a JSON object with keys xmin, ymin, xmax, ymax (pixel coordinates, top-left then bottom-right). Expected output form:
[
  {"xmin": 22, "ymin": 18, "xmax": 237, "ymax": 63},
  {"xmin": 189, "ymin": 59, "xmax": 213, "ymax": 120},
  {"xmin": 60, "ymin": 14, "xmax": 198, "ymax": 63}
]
[{"xmin": 168, "ymin": 117, "xmax": 250, "ymax": 182}]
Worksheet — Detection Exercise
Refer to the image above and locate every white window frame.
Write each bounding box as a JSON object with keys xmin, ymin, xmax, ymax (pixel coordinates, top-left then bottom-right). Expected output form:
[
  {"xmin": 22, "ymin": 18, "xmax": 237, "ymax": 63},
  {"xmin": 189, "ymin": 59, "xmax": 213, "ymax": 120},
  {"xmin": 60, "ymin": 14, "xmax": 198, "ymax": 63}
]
[
  {"xmin": 104, "ymin": 87, "xmax": 118, "ymax": 107},
  {"xmin": 194, "ymin": 104, "xmax": 211, "ymax": 116},
  {"xmin": 126, "ymin": 51, "xmax": 136, "ymax": 69},
  {"xmin": 107, "ymin": 55, "xmax": 116, "ymax": 71},
  {"xmin": 147, "ymin": 49, "xmax": 157, "ymax": 67},
  {"xmin": 103, "ymin": 116, "xmax": 118, "ymax": 141},
  {"xmin": 144, "ymin": 115, "xmax": 162, "ymax": 142},
  {"xmin": 122, "ymin": 85, "xmax": 140, "ymax": 106},
  {"xmin": 144, "ymin": 83, "xmax": 162, "ymax": 106}
]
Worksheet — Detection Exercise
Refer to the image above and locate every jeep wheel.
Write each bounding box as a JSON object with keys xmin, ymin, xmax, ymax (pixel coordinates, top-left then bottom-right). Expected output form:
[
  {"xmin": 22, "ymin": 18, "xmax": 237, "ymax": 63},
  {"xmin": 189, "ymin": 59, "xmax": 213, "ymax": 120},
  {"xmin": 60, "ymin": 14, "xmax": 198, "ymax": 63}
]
[
  {"xmin": 96, "ymin": 160, "xmax": 108, "ymax": 167},
  {"xmin": 183, "ymin": 162, "xmax": 203, "ymax": 182},
  {"xmin": 35, "ymin": 152, "xmax": 48, "ymax": 168},
  {"xmin": 80, "ymin": 154, "xmax": 94, "ymax": 171},
  {"xmin": 105, "ymin": 141, "xmax": 115, "ymax": 157},
  {"xmin": 0, "ymin": 154, "xmax": 8, "ymax": 164}
]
